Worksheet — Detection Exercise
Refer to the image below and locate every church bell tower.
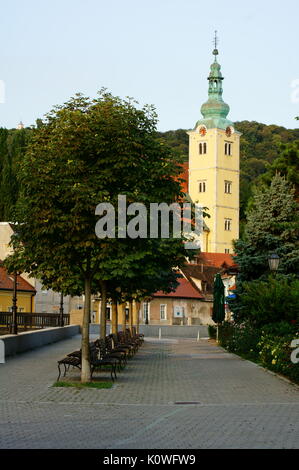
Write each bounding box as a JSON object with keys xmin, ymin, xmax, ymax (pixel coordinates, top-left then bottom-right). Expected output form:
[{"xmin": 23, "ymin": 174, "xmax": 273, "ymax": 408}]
[{"xmin": 188, "ymin": 34, "xmax": 240, "ymax": 253}]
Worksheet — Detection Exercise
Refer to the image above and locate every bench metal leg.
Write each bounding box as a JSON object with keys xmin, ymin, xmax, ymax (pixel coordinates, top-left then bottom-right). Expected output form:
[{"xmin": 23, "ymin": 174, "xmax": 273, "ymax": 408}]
[{"xmin": 57, "ymin": 364, "xmax": 62, "ymax": 382}]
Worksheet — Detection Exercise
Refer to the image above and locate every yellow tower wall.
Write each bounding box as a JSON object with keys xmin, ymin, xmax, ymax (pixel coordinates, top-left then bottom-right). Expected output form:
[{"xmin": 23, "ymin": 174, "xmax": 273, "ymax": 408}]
[{"xmin": 188, "ymin": 127, "xmax": 240, "ymax": 253}]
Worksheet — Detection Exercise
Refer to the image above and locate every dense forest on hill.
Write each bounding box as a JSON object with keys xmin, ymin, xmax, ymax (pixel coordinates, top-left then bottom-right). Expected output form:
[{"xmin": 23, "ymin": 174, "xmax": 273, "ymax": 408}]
[
  {"xmin": 0, "ymin": 120, "xmax": 298, "ymax": 227},
  {"xmin": 0, "ymin": 127, "xmax": 32, "ymax": 221}
]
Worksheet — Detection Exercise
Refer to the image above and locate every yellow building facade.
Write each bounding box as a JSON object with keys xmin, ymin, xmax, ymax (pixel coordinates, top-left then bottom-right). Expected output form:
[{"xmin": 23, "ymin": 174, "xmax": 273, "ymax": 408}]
[
  {"xmin": 188, "ymin": 43, "xmax": 240, "ymax": 253},
  {"xmin": 0, "ymin": 290, "xmax": 34, "ymax": 313}
]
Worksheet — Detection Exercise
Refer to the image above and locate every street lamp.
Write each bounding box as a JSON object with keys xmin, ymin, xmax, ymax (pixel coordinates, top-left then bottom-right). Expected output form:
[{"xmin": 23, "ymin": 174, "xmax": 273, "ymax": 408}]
[
  {"xmin": 268, "ymin": 253, "xmax": 280, "ymax": 272},
  {"xmin": 10, "ymin": 271, "xmax": 18, "ymax": 335},
  {"xmin": 59, "ymin": 292, "xmax": 64, "ymax": 327}
]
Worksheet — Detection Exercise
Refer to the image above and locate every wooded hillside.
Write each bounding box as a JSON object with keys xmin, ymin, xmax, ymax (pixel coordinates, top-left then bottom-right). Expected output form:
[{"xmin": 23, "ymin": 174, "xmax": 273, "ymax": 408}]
[{"xmin": 0, "ymin": 120, "xmax": 298, "ymax": 225}]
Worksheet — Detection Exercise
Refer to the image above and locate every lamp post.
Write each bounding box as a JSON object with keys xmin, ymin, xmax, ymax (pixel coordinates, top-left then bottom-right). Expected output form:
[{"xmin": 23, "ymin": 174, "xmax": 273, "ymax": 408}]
[
  {"xmin": 11, "ymin": 271, "xmax": 18, "ymax": 335},
  {"xmin": 59, "ymin": 292, "xmax": 64, "ymax": 327},
  {"xmin": 268, "ymin": 253, "xmax": 280, "ymax": 272}
]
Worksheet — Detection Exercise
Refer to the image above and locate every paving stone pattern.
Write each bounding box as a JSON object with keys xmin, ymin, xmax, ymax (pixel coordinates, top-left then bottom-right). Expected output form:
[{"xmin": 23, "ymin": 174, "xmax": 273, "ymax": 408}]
[{"xmin": 0, "ymin": 335, "xmax": 299, "ymax": 448}]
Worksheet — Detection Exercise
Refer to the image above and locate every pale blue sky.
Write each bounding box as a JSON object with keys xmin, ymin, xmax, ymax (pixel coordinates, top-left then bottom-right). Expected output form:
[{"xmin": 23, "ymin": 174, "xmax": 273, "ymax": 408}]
[{"xmin": 0, "ymin": 0, "xmax": 298, "ymax": 131}]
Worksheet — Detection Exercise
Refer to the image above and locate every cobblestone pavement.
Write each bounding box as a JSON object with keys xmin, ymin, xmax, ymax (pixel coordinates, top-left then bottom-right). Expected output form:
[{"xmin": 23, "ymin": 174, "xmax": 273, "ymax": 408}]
[{"xmin": 0, "ymin": 335, "xmax": 299, "ymax": 449}]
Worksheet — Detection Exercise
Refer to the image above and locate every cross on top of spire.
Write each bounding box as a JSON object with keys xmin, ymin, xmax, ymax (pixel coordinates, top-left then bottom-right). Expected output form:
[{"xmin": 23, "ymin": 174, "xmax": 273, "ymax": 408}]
[
  {"xmin": 214, "ymin": 30, "xmax": 218, "ymax": 49},
  {"xmin": 213, "ymin": 30, "xmax": 219, "ymax": 59}
]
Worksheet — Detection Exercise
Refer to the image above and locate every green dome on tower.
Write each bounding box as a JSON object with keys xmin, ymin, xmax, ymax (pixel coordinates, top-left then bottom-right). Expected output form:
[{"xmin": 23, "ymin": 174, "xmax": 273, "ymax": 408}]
[{"xmin": 195, "ymin": 42, "xmax": 234, "ymax": 130}]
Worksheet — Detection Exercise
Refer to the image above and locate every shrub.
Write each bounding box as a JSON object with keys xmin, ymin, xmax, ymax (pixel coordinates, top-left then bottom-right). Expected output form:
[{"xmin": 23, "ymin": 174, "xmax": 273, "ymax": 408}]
[
  {"xmin": 231, "ymin": 276, "xmax": 299, "ymax": 327},
  {"xmin": 218, "ymin": 322, "xmax": 299, "ymax": 384},
  {"xmin": 208, "ymin": 325, "xmax": 216, "ymax": 339},
  {"xmin": 218, "ymin": 321, "xmax": 260, "ymax": 361}
]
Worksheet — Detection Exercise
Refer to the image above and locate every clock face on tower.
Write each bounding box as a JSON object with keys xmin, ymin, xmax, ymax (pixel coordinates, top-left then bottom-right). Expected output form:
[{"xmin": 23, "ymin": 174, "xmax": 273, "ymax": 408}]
[
  {"xmin": 199, "ymin": 126, "xmax": 207, "ymax": 136},
  {"xmin": 226, "ymin": 126, "xmax": 234, "ymax": 137}
]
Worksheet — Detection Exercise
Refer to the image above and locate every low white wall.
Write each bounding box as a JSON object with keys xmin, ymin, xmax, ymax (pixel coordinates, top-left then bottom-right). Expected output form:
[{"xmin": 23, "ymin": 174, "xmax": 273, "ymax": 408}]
[
  {"xmin": 88, "ymin": 323, "xmax": 209, "ymax": 338},
  {"xmin": 0, "ymin": 325, "xmax": 80, "ymax": 361},
  {"xmin": 139, "ymin": 325, "xmax": 209, "ymax": 338}
]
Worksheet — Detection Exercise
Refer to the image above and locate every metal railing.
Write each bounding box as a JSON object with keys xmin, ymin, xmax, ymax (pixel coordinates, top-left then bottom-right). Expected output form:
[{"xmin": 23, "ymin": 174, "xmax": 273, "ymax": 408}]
[{"xmin": 0, "ymin": 312, "xmax": 70, "ymax": 331}]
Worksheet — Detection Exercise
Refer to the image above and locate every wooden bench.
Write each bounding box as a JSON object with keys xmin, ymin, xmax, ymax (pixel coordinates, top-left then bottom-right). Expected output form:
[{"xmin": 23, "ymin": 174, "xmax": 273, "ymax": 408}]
[{"xmin": 57, "ymin": 341, "xmax": 118, "ymax": 381}]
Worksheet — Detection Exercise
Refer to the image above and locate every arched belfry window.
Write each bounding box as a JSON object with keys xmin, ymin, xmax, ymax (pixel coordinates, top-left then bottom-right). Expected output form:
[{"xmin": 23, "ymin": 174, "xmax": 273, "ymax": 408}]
[
  {"xmin": 199, "ymin": 142, "xmax": 207, "ymax": 155},
  {"xmin": 225, "ymin": 142, "xmax": 232, "ymax": 156}
]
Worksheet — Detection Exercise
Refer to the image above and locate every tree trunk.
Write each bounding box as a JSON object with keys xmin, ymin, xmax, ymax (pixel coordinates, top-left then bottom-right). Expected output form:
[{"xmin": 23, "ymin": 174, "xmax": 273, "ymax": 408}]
[
  {"xmin": 111, "ymin": 299, "xmax": 118, "ymax": 334},
  {"xmin": 81, "ymin": 275, "xmax": 91, "ymax": 383},
  {"xmin": 118, "ymin": 302, "xmax": 124, "ymax": 332},
  {"xmin": 135, "ymin": 301, "xmax": 141, "ymax": 334},
  {"xmin": 119, "ymin": 302, "xmax": 126, "ymax": 332},
  {"xmin": 100, "ymin": 280, "xmax": 107, "ymax": 339},
  {"xmin": 129, "ymin": 300, "xmax": 133, "ymax": 334},
  {"xmin": 132, "ymin": 301, "xmax": 138, "ymax": 327}
]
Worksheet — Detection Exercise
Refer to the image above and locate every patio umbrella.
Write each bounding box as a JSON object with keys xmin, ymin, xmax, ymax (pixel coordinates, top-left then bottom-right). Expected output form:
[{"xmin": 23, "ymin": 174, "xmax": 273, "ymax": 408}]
[{"xmin": 212, "ymin": 273, "xmax": 225, "ymax": 342}]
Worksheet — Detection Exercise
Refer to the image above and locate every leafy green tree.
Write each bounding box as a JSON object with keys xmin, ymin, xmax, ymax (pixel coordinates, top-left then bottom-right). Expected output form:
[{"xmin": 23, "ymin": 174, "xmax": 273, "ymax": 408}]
[
  {"xmin": 156, "ymin": 129, "xmax": 189, "ymax": 162},
  {"xmin": 234, "ymin": 174, "xmax": 299, "ymax": 281},
  {"xmin": 229, "ymin": 174, "xmax": 299, "ymax": 323},
  {"xmin": 7, "ymin": 91, "xmax": 191, "ymax": 382},
  {"xmin": 232, "ymin": 276, "xmax": 299, "ymax": 327},
  {"xmin": 0, "ymin": 127, "xmax": 32, "ymax": 220},
  {"xmin": 261, "ymin": 140, "xmax": 299, "ymax": 195}
]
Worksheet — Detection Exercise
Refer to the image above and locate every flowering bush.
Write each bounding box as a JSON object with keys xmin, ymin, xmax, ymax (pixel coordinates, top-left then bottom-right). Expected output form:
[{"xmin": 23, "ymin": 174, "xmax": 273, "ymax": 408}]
[{"xmin": 215, "ymin": 322, "xmax": 299, "ymax": 384}]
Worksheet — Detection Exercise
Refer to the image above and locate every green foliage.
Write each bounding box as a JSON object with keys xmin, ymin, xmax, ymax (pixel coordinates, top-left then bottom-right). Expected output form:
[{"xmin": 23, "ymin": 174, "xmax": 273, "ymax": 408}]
[
  {"xmin": 53, "ymin": 381, "xmax": 113, "ymax": 389},
  {"xmin": 257, "ymin": 332, "xmax": 299, "ymax": 383},
  {"xmin": 8, "ymin": 91, "xmax": 188, "ymax": 289},
  {"xmin": 218, "ymin": 322, "xmax": 299, "ymax": 384},
  {"xmin": 231, "ymin": 276, "xmax": 299, "ymax": 327},
  {"xmin": 0, "ymin": 127, "xmax": 32, "ymax": 220},
  {"xmin": 0, "ymin": 120, "xmax": 297, "ymax": 225},
  {"xmin": 230, "ymin": 173, "xmax": 299, "ymax": 330},
  {"xmin": 260, "ymin": 140, "xmax": 299, "ymax": 195},
  {"xmin": 156, "ymin": 129, "xmax": 189, "ymax": 162},
  {"xmin": 208, "ymin": 325, "xmax": 216, "ymax": 339},
  {"xmin": 158, "ymin": 121, "xmax": 299, "ymax": 223},
  {"xmin": 218, "ymin": 321, "xmax": 260, "ymax": 361},
  {"xmin": 232, "ymin": 174, "xmax": 299, "ymax": 286},
  {"xmin": 5, "ymin": 90, "xmax": 193, "ymax": 381}
]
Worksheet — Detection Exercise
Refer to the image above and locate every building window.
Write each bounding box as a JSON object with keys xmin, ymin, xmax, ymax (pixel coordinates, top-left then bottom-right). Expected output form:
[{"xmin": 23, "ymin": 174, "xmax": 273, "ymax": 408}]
[
  {"xmin": 143, "ymin": 302, "xmax": 150, "ymax": 322},
  {"xmin": 224, "ymin": 219, "xmax": 232, "ymax": 231},
  {"xmin": 224, "ymin": 181, "xmax": 232, "ymax": 194},
  {"xmin": 199, "ymin": 180, "xmax": 206, "ymax": 192},
  {"xmin": 106, "ymin": 306, "xmax": 111, "ymax": 320},
  {"xmin": 160, "ymin": 304, "xmax": 167, "ymax": 321},
  {"xmin": 199, "ymin": 142, "xmax": 207, "ymax": 155},
  {"xmin": 225, "ymin": 142, "xmax": 232, "ymax": 155},
  {"xmin": 225, "ymin": 248, "xmax": 230, "ymax": 254}
]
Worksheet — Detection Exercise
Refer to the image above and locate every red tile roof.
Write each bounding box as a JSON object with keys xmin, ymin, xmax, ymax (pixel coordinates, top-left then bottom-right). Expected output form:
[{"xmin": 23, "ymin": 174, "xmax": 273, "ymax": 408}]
[
  {"xmin": 197, "ymin": 252, "xmax": 235, "ymax": 268},
  {"xmin": 0, "ymin": 266, "xmax": 36, "ymax": 293},
  {"xmin": 178, "ymin": 162, "xmax": 188, "ymax": 193},
  {"xmin": 153, "ymin": 276, "xmax": 204, "ymax": 299}
]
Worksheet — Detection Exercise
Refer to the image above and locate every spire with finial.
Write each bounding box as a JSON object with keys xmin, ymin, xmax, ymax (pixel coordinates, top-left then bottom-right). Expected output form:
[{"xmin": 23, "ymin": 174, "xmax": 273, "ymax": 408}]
[
  {"xmin": 194, "ymin": 32, "xmax": 234, "ymax": 130},
  {"xmin": 213, "ymin": 30, "xmax": 219, "ymax": 60}
]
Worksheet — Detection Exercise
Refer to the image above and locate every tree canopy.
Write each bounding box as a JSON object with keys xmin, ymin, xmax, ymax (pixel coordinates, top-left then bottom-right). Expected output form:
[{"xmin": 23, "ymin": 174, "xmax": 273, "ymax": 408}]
[{"xmin": 6, "ymin": 91, "xmax": 193, "ymax": 382}]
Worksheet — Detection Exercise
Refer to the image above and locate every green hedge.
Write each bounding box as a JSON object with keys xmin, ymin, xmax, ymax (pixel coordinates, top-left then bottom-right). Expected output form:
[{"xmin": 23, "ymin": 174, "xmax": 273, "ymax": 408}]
[
  {"xmin": 208, "ymin": 325, "xmax": 216, "ymax": 339},
  {"xmin": 215, "ymin": 321, "xmax": 299, "ymax": 384}
]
